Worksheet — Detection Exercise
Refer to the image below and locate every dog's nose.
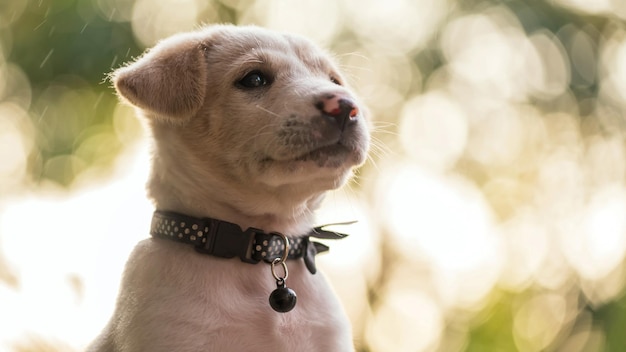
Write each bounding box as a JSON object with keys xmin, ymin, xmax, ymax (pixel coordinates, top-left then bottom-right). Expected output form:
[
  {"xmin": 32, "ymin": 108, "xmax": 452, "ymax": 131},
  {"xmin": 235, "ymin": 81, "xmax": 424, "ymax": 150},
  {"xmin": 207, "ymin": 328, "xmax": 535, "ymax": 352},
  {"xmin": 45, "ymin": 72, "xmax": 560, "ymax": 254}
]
[{"xmin": 316, "ymin": 94, "xmax": 359, "ymax": 131}]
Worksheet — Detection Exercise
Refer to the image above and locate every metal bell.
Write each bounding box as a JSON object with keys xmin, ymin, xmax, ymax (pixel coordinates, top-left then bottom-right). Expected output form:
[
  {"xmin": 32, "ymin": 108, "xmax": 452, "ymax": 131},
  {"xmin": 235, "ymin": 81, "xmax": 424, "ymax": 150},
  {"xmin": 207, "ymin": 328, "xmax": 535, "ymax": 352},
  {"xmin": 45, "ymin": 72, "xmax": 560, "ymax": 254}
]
[{"xmin": 269, "ymin": 279, "xmax": 297, "ymax": 313}]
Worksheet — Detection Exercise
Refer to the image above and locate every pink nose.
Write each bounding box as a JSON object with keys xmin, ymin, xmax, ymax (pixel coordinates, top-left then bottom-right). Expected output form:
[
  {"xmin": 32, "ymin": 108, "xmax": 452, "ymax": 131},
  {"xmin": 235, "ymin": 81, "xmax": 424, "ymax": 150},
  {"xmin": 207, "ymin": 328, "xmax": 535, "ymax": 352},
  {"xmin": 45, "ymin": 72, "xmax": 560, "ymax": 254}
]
[{"xmin": 316, "ymin": 94, "xmax": 359, "ymax": 131}]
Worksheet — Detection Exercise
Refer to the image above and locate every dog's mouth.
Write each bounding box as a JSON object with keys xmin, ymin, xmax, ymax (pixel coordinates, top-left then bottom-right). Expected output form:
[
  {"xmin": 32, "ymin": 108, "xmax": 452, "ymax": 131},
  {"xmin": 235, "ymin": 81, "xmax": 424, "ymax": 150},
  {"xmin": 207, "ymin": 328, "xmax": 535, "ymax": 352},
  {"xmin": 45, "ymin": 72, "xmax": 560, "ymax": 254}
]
[
  {"xmin": 294, "ymin": 143, "xmax": 348, "ymax": 162},
  {"xmin": 261, "ymin": 142, "xmax": 357, "ymax": 168}
]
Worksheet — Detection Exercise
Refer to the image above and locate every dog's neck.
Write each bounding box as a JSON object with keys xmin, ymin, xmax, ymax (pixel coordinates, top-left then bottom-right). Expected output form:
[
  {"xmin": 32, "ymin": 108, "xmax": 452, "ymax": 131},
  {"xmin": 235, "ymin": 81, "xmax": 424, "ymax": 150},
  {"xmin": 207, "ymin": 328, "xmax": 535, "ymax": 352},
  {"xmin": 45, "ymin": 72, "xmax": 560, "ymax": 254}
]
[
  {"xmin": 147, "ymin": 160, "xmax": 323, "ymax": 237},
  {"xmin": 144, "ymin": 121, "xmax": 335, "ymax": 237}
]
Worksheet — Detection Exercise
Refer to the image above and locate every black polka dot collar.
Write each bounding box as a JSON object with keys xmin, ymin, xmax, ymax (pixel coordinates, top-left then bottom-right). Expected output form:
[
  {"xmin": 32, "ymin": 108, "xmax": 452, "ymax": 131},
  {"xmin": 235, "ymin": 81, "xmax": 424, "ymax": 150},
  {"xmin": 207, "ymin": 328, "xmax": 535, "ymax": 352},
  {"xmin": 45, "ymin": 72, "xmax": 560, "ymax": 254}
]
[{"xmin": 150, "ymin": 210, "xmax": 350, "ymax": 275}]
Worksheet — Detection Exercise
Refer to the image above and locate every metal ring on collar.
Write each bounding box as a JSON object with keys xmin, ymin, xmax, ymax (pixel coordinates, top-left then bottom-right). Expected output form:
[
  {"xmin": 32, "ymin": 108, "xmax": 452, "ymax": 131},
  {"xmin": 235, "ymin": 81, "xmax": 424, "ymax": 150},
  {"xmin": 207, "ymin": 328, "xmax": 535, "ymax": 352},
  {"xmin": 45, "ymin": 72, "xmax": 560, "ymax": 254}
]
[
  {"xmin": 270, "ymin": 233, "xmax": 289, "ymax": 283},
  {"xmin": 271, "ymin": 257, "xmax": 289, "ymax": 281}
]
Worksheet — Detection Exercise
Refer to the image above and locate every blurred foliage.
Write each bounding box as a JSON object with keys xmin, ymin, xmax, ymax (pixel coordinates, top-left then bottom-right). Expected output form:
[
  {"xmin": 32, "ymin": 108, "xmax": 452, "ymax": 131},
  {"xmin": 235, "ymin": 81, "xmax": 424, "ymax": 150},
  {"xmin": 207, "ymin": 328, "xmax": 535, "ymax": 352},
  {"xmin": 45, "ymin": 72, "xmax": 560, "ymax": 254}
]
[
  {"xmin": 2, "ymin": 0, "xmax": 626, "ymax": 351},
  {"xmin": 2, "ymin": 0, "xmax": 141, "ymax": 187}
]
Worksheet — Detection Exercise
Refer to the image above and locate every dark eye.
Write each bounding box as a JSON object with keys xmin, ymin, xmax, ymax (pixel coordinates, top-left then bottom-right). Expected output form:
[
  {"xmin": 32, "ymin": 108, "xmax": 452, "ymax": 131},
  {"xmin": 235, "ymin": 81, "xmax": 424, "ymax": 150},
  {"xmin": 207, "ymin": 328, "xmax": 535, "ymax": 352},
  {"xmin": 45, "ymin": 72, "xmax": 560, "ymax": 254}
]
[
  {"xmin": 330, "ymin": 75, "xmax": 342, "ymax": 85},
  {"xmin": 238, "ymin": 71, "xmax": 270, "ymax": 89}
]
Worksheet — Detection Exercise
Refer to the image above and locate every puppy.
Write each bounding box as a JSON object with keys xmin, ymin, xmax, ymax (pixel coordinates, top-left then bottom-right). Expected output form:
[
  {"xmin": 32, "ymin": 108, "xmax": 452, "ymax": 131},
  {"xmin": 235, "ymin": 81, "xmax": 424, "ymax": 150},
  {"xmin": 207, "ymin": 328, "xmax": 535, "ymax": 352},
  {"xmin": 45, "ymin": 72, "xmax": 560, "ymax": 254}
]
[{"xmin": 88, "ymin": 25, "xmax": 369, "ymax": 352}]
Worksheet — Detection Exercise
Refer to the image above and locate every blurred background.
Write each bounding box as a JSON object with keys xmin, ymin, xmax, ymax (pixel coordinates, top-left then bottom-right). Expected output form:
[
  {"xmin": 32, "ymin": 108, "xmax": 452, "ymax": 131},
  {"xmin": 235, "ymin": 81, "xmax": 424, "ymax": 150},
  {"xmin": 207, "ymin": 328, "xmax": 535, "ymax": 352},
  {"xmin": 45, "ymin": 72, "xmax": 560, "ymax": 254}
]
[{"xmin": 2, "ymin": 0, "xmax": 626, "ymax": 351}]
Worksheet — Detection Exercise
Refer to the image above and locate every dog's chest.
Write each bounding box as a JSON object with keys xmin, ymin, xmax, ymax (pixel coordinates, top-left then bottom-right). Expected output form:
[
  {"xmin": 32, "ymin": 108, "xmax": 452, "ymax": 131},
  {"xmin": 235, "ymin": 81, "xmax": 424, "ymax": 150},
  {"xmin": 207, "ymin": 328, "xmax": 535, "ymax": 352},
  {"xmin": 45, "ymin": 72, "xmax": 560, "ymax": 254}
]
[{"xmin": 120, "ymin": 239, "xmax": 352, "ymax": 350}]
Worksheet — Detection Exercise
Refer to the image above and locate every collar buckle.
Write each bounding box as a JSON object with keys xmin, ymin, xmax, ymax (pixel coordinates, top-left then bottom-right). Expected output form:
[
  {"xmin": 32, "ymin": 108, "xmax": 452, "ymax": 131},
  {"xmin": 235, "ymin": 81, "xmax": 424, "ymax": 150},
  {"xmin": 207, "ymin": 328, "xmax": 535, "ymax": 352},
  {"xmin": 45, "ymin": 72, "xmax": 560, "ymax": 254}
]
[{"xmin": 194, "ymin": 220, "xmax": 260, "ymax": 264}]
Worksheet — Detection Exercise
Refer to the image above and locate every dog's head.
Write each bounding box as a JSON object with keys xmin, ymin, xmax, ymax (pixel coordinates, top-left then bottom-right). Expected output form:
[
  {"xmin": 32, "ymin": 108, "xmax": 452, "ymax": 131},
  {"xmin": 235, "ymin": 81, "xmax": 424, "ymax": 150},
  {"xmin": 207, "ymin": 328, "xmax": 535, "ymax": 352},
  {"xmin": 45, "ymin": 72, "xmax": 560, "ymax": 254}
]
[{"xmin": 112, "ymin": 25, "xmax": 369, "ymax": 223}]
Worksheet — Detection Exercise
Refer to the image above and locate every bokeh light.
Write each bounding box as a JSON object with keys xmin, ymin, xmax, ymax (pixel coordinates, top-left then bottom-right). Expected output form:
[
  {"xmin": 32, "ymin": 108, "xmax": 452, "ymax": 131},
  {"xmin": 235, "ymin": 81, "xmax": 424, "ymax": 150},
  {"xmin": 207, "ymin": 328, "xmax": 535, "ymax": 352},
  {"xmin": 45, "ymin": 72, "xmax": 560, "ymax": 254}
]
[{"xmin": 2, "ymin": 0, "xmax": 626, "ymax": 351}]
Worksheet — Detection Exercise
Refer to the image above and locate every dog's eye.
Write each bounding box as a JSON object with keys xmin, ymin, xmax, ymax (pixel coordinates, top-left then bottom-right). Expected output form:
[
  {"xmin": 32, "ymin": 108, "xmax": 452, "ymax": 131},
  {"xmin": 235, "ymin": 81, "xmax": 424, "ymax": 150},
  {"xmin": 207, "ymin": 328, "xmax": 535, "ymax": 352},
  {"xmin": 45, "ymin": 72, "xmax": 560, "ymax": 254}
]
[
  {"xmin": 238, "ymin": 71, "xmax": 270, "ymax": 89},
  {"xmin": 330, "ymin": 75, "xmax": 342, "ymax": 86}
]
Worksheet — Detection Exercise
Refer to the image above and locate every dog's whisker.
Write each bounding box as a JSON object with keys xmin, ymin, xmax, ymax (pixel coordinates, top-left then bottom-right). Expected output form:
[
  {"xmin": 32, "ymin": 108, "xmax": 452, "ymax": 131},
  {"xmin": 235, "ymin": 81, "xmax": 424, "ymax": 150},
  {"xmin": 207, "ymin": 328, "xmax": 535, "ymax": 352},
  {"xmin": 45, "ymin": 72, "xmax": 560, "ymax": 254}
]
[
  {"xmin": 338, "ymin": 64, "xmax": 374, "ymax": 74},
  {"xmin": 255, "ymin": 104, "xmax": 282, "ymax": 118},
  {"xmin": 367, "ymin": 149, "xmax": 392, "ymax": 171},
  {"xmin": 367, "ymin": 155, "xmax": 383, "ymax": 174},
  {"xmin": 370, "ymin": 120, "xmax": 398, "ymax": 129},
  {"xmin": 370, "ymin": 135, "xmax": 394, "ymax": 155}
]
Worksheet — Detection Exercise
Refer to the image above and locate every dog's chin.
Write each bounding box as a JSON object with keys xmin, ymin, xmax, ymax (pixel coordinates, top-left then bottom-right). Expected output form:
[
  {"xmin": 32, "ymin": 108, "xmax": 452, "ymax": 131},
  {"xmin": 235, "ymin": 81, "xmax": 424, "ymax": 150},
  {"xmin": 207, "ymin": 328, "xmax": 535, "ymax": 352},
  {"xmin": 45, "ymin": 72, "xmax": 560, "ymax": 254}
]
[
  {"xmin": 293, "ymin": 144, "xmax": 355, "ymax": 166},
  {"xmin": 274, "ymin": 143, "xmax": 365, "ymax": 169},
  {"xmin": 256, "ymin": 144, "xmax": 365, "ymax": 188}
]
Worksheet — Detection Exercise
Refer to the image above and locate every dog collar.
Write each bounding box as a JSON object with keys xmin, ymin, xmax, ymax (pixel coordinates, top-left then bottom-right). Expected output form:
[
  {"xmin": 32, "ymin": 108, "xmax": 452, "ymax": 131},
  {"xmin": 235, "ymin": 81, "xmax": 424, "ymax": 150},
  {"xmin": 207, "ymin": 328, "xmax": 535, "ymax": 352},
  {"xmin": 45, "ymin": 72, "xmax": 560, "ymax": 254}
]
[{"xmin": 150, "ymin": 210, "xmax": 349, "ymax": 275}]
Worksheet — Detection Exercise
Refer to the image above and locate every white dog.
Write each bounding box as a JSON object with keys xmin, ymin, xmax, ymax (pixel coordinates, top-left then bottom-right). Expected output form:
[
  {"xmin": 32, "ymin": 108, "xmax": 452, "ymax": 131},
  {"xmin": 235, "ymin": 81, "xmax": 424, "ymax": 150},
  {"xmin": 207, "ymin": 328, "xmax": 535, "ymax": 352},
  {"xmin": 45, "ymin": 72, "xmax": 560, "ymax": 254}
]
[{"xmin": 88, "ymin": 25, "xmax": 369, "ymax": 352}]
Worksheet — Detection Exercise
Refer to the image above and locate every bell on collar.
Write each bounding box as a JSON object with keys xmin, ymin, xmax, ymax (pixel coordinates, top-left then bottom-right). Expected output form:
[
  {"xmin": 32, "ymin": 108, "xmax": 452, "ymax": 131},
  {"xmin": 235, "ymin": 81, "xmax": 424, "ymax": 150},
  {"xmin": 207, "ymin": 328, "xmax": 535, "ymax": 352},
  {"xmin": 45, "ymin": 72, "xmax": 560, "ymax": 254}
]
[
  {"xmin": 269, "ymin": 278, "xmax": 297, "ymax": 313},
  {"xmin": 268, "ymin": 252, "xmax": 296, "ymax": 313}
]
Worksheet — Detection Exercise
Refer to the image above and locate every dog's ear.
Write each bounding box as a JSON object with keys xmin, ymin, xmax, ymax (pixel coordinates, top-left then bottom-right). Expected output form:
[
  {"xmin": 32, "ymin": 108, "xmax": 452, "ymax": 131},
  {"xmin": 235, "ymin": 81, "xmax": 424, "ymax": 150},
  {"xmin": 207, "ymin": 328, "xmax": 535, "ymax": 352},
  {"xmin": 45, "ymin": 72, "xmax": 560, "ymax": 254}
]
[{"xmin": 112, "ymin": 34, "xmax": 208, "ymax": 122}]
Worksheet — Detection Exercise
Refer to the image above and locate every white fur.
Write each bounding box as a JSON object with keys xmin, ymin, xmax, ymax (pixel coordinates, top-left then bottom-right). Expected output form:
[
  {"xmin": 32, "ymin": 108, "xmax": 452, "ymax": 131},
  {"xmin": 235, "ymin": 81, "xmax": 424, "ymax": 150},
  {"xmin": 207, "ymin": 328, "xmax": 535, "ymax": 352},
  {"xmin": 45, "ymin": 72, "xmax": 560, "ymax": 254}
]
[{"xmin": 88, "ymin": 25, "xmax": 369, "ymax": 352}]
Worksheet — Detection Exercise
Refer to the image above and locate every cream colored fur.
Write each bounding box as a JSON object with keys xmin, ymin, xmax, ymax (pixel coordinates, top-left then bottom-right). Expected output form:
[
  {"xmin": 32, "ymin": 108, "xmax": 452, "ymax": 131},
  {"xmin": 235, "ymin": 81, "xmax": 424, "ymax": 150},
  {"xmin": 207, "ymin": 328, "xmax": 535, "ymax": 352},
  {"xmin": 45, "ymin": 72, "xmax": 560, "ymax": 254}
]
[{"xmin": 88, "ymin": 25, "xmax": 369, "ymax": 352}]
